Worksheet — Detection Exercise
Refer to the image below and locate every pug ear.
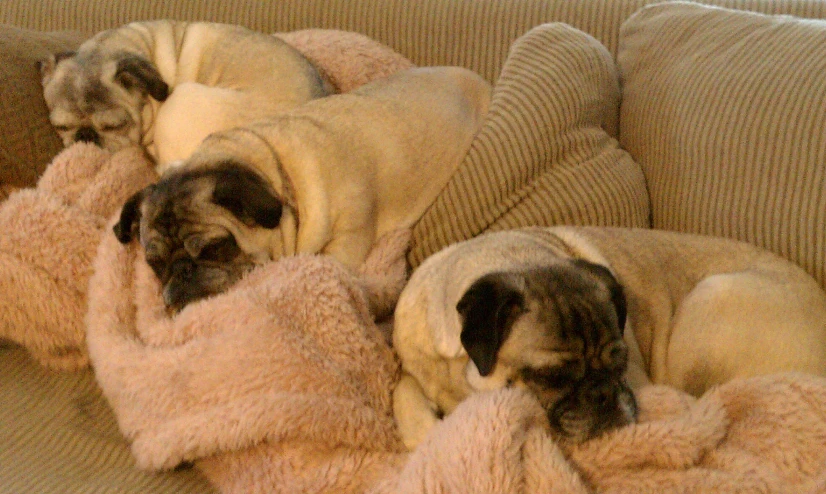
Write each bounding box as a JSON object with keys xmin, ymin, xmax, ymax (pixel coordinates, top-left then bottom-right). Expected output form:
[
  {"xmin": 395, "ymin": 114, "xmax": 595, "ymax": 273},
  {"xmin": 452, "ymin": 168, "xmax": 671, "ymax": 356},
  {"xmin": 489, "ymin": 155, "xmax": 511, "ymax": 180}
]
[
  {"xmin": 37, "ymin": 51, "xmax": 76, "ymax": 87},
  {"xmin": 570, "ymin": 259, "xmax": 627, "ymax": 334},
  {"xmin": 457, "ymin": 272, "xmax": 526, "ymax": 377},
  {"xmin": 114, "ymin": 54, "xmax": 169, "ymax": 102},
  {"xmin": 113, "ymin": 186, "xmax": 152, "ymax": 243},
  {"xmin": 211, "ymin": 163, "xmax": 282, "ymax": 229}
]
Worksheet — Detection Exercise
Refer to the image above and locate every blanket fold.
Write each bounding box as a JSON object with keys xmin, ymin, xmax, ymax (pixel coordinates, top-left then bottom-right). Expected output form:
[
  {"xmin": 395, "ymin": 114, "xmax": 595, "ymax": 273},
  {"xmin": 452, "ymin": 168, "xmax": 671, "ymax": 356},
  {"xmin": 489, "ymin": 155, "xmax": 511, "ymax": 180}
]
[
  {"xmin": 86, "ymin": 226, "xmax": 411, "ymax": 490},
  {"xmin": 88, "ymin": 227, "xmax": 411, "ymax": 467},
  {"xmin": 381, "ymin": 375, "xmax": 826, "ymax": 494},
  {"xmin": 0, "ymin": 143, "xmax": 156, "ymax": 369}
]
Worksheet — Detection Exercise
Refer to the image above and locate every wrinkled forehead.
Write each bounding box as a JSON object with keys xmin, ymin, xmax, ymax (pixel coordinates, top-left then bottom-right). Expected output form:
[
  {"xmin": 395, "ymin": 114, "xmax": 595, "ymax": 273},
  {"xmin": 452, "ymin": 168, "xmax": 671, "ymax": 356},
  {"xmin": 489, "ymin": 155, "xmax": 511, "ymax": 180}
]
[
  {"xmin": 141, "ymin": 174, "xmax": 221, "ymax": 237},
  {"xmin": 498, "ymin": 301, "xmax": 578, "ymax": 365},
  {"xmin": 46, "ymin": 58, "xmax": 114, "ymax": 112},
  {"xmin": 501, "ymin": 291, "xmax": 625, "ymax": 367}
]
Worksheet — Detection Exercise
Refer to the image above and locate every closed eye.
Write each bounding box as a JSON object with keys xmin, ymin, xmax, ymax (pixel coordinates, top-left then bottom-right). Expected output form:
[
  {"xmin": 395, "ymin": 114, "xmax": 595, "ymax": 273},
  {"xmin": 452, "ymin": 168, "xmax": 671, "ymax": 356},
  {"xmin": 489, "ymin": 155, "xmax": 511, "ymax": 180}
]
[
  {"xmin": 521, "ymin": 362, "xmax": 584, "ymax": 389},
  {"xmin": 100, "ymin": 121, "xmax": 129, "ymax": 132},
  {"xmin": 198, "ymin": 236, "xmax": 240, "ymax": 263}
]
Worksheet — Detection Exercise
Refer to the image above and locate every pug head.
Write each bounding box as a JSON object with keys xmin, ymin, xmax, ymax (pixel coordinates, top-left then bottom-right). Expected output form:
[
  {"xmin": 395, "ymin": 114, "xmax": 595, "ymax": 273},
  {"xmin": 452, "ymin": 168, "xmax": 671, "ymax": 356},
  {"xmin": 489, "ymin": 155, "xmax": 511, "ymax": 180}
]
[
  {"xmin": 113, "ymin": 161, "xmax": 283, "ymax": 312},
  {"xmin": 39, "ymin": 50, "xmax": 169, "ymax": 152},
  {"xmin": 456, "ymin": 261, "xmax": 637, "ymax": 443}
]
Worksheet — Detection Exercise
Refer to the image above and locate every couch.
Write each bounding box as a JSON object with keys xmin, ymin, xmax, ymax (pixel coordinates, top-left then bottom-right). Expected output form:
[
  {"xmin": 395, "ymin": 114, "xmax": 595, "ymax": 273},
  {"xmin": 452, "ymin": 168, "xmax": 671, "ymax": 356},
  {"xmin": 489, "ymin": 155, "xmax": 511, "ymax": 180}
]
[{"xmin": 1, "ymin": 0, "xmax": 825, "ymax": 492}]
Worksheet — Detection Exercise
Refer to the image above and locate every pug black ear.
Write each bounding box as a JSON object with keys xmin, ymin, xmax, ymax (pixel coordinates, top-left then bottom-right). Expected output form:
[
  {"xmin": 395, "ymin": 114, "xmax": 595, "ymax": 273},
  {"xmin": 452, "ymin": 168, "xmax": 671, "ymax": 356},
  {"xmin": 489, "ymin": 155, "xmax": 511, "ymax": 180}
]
[
  {"xmin": 457, "ymin": 272, "xmax": 526, "ymax": 377},
  {"xmin": 113, "ymin": 186, "xmax": 151, "ymax": 243},
  {"xmin": 211, "ymin": 163, "xmax": 282, "ymax": 229},
  {"xmin": 114, "ymin": 54, "xmax": 169, "ymax": 102},
  {"xmin": 571, "ymin": 259, "xmax": 627, "ymax": 333}
]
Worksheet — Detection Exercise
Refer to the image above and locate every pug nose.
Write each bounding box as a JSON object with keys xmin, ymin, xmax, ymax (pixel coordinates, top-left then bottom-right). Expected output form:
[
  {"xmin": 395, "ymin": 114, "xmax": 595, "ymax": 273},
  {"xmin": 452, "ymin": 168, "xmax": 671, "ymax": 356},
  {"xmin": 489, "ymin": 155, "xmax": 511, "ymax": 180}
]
[
  {"xmin": 75, "ymin": 127, "xmax": 100, "ymax": 145},
  {"xmin": 588, "ymin": 383, "xmax": 617, "ymax": 408},
  {"xmin": 171, "ymin": 259, "xmax": 195, "ymax": 280}
]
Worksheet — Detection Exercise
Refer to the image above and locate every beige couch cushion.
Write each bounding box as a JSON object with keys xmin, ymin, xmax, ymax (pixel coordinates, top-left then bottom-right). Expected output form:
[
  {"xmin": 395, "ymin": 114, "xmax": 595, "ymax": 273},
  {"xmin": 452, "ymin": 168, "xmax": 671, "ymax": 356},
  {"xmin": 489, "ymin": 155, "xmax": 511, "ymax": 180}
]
[
  {"xmin": 410, "ymin": 22, "xmax": 650, "ymax": 265},
  {"xmin": 4, "ymin": 0, "xmax": 826, "ymax": 84},
  {"xmin": 0, "ymin": 25, "xmax": 84, "ymax": 189},
  {"xmin": 618, "ymin": 2, "xmax": 826, "ymax": 288}
]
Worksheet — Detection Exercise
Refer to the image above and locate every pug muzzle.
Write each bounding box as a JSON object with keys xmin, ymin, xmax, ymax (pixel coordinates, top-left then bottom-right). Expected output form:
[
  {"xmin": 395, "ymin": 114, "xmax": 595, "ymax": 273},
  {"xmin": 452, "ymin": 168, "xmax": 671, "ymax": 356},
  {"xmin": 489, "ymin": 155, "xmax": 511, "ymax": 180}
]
[{"xmin": 456, "ymin": 261, "xmax": 638, "ymax": 442}]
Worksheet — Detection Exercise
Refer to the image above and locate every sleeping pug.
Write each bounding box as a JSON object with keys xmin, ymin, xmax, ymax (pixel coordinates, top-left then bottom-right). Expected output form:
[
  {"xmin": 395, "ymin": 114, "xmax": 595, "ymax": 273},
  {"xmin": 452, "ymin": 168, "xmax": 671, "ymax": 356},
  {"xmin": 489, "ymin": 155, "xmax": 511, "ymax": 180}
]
[
  {"xmin": 112, "ymin": 66, "xmax": 492, "ymax": 313},
  {"xmin": 392, "ymin": 226, "xmax": 826, "ymax": 450},
  {"xmin": 39, "ymin": 20, "xmax": 331, "ymax": 171}
]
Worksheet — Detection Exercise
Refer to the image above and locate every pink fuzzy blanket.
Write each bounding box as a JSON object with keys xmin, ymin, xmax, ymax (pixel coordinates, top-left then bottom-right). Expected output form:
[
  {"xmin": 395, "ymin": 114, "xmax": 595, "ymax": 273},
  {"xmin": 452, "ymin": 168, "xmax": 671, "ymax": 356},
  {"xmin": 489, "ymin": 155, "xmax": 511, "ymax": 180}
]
[
  {"xmin": 85, "ymin": 223, "xmax": 826, "ymax": 494},
  {"xmin": 0, "ymin": 143, "xmax": 156, "ymax": 368},
  {"xmin": 2, "ymin": 27, "xmax": 826, "ymax": 494},
  {"xmin": 86, "ymin": 224, "xmax": 410, "ymax": 492}
]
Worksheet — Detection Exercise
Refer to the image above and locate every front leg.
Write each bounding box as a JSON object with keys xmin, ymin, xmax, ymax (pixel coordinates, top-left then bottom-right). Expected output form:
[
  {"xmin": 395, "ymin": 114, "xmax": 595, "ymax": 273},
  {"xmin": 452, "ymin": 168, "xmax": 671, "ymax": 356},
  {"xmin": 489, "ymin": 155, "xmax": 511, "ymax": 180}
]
[{"xmin": 393, "ymin": 373, "xmax": 442, "ymax": 451}]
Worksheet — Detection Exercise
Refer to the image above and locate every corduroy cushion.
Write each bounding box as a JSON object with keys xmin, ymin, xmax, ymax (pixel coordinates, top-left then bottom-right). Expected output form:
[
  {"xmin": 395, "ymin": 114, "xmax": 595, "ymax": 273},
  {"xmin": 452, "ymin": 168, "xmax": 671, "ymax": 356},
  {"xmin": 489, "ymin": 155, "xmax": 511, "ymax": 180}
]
[
  {"xmin": 410, "ymin": 22, "xmax": 651, "ymax": 266},
  {"xmin": 0, "ymin": 25, "xmax": 84, "ymax": 189},
  {"xmin": 618, "ymin": 2, "xmax": 826, "ymax": 288},
  {"xmin": 4, "ymin": 0, "xmax": 826, "ymax": 84}
]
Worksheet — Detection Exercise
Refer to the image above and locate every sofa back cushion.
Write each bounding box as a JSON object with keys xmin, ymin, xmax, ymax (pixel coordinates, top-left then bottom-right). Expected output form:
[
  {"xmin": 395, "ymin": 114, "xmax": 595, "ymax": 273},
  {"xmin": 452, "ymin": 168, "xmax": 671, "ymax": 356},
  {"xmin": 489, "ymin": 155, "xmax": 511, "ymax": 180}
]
[
  {"xmin": 618, "ymin": 2, "xmax": 826, "ymax": 287},
  {"xmin": 409, "ymin": 22, "xmax": 650, "ymax": 265},
  {"xmin": 4, "ymin": 0, "xmax": 826, "ymax": 84}
]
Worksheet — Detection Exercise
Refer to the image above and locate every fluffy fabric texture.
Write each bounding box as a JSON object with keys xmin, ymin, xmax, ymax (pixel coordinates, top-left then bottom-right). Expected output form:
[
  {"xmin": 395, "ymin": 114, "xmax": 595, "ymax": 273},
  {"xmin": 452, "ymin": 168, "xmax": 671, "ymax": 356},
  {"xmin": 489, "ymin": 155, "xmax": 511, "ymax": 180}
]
[
  {"xmin": 378, "ymin": 373, "xmax": 826, "ymax": 494},
  {"xmin": 86, "ymin": 227, "xmax": 411, "ymax": 492},
  {"xmin": 0, "ymin": 143, "xmax": 156, "ymax": 369},
  {"xmin": 275, "ymin": 29, "xmax": 414, "ymax": 93},
  {"xmin": 0, "ymin": 28, "xmax": 413, "ymax": 370}
]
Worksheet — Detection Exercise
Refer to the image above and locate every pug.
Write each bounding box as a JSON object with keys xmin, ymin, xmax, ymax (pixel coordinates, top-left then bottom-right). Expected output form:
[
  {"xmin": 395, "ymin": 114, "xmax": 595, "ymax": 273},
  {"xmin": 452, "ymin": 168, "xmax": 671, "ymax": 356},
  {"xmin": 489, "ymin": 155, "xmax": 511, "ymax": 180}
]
[
  {"xmin": 112, "ymin": 66, "xmax": 492, "ymax": 313},
  {"xmin": 39, "ymin": 20, "xmax": 331, "ymax": 170},
  {"xmin": 392, "ymin": 226, "xmax": 826, "ymax": 450}
]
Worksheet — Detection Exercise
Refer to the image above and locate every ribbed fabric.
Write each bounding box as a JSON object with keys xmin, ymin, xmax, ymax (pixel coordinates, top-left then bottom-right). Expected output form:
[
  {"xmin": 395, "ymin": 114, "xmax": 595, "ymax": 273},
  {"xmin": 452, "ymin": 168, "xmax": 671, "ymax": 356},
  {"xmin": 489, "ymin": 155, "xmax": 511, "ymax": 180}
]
[
  {"xmin": 0, "ymin": 342, "xmax": 215, "ymax": 493},
  {"xmin": 409, "ymin": 22, "xmax": 650, "ymax": 265},
  {"xmin": 3, "ymin": 0, "xmax": 826, "ymax": 84},
  {"xmin": 619, "ymin": 2, "xmax": 826, "ymax": 288},
  {"xmin": 0, "ymin": 0, "xmax": 639, "ymax": 84}
]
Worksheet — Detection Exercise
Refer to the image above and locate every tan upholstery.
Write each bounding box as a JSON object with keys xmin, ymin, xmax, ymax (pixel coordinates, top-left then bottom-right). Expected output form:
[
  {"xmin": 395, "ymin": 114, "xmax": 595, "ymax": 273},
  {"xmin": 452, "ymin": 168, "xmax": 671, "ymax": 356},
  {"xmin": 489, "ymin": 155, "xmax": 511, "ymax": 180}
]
[
  {"xmin": 618, "ymin": 2, "xmax": 826, "ymax": 287},
  {"xmin": 3, "ymin": 0, "xmax": 826, "ymax": 80},
  {"xmin": 410, "ymin": 22, "xmax": 650, "ymax": 264}
]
